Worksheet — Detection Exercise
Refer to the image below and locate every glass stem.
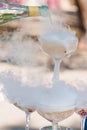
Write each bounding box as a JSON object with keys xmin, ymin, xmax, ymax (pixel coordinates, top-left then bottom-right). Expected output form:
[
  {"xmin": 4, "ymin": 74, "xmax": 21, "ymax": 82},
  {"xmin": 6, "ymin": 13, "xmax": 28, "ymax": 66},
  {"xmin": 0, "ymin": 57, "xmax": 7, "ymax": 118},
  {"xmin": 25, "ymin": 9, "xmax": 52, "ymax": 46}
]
[
  {"xmin": 52, "ymin": 121, "xmax": 58, "ymax": 130},
  {"xmin": 81, "ymin": 116, "xmax": 86, "ymax": 130},
  {"xmin": 52, "ymin": 59, "xmax": 61, "ymax": 83},
  {"xmin": 25, "ymin": 111, "xmax": 30, "ymax": 130}
]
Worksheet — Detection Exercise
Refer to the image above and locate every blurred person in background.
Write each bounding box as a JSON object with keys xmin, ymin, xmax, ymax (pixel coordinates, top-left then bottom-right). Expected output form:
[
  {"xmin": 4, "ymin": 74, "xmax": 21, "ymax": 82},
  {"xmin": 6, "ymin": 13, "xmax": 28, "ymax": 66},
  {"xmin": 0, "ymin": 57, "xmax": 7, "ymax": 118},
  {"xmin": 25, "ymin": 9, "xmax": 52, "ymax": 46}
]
[
  {"xmin": 77, "ymin": 0, "xmax": 87, "ymax": 48},
  {"xmin": 77, "ymin": 0, "xmax": 87, "ymax": 31}
]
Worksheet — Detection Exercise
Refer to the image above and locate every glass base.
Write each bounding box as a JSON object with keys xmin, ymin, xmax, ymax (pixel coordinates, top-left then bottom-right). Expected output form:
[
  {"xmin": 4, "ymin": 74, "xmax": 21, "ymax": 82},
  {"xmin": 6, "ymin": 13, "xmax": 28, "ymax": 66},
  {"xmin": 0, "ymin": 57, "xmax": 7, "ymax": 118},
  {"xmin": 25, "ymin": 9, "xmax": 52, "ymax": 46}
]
[{"xmin": 39, "ymin": 126, "xmax": 79, "ymax": 130}]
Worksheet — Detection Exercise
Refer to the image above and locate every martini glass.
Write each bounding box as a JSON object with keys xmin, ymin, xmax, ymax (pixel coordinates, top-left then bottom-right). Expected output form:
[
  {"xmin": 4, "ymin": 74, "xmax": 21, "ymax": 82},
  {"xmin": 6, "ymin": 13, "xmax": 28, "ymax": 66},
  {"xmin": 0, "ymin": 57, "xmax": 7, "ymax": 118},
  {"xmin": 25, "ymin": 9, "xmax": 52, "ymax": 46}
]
[
  {"xmin": 0, "ymin": 71, "xmax": 42, "ymax": 130},
  {"xmin": 39, "ymin": 27, "xmax": 78, "ymax": 83},
  {"xmin": 37, "ymin": 80, "xmax": 77, "ymax": 130}
]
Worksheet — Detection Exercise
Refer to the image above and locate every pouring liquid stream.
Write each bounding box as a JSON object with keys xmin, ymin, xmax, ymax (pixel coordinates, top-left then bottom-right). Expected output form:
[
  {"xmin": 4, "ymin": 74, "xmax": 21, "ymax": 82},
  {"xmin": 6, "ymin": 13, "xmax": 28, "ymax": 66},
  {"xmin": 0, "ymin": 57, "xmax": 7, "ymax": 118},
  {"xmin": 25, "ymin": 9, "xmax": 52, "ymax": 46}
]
[{"xmin": 52, "ymin": 59, "xmax": 61, "ymax": 83}]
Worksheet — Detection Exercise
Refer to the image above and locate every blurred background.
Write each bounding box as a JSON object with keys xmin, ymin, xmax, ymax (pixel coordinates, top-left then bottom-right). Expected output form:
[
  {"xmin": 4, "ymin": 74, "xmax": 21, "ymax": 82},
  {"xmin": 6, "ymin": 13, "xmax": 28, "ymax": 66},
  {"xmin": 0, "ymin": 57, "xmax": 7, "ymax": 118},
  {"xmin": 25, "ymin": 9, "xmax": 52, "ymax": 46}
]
[{"xmin": 0, "ymin": 0, "xmax": 87, "ymax": 130}]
